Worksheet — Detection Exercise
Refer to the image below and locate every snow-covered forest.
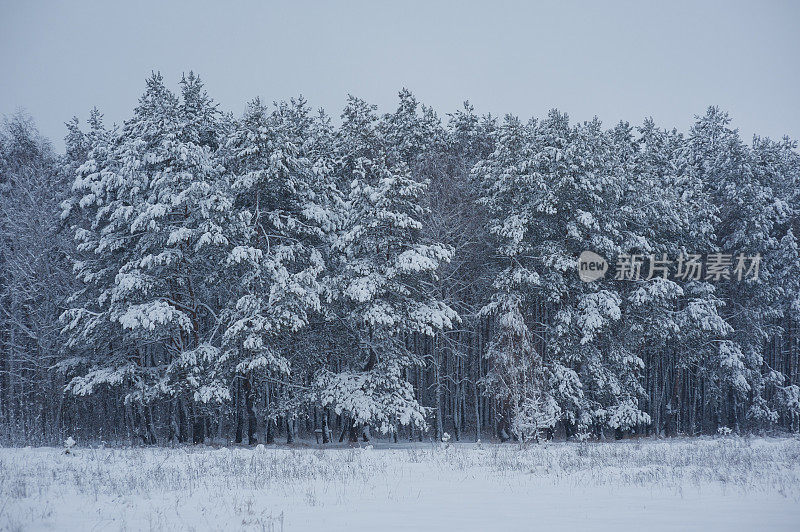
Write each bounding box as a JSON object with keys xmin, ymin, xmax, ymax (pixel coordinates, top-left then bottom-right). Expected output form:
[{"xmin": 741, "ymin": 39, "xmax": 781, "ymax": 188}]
[{"xmin": 1, "ymin": 73, "xmax": 799, "ymax": 446}]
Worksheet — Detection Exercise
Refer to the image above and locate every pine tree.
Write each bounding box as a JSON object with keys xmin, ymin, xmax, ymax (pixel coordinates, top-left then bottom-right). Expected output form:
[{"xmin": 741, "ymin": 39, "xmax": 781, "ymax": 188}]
[
  {"xmin": 61, "ymin": 74, "xmax": 240, "ymax": 443},
  {"xmin": 478, "ymin": 112, "xmax": 656, "ymax": 441},
  {"xmin": 220, "ymin": 96, "xmax": 336, "ymax": 443},
  {"xmin": 688, "ymin": 107, "xmax": 784, "ymax": 431},
  {"xmin": 316, "ymin": 96, "xmax": 458, "ymax": 439}
]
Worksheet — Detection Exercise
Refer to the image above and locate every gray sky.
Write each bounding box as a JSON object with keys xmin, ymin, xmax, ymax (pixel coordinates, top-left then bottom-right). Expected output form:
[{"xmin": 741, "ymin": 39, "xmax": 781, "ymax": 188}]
[{"xmin": 2, "ymin": 0, "xmax": 799, "ymax": 152}]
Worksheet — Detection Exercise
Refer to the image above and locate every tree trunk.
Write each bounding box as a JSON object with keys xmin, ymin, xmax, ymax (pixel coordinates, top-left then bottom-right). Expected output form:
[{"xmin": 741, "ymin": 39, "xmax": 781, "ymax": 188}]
[
  {"xmin": 321, "ymin": 413, "xmax": 330, "ymax": 444},
  {"xmin": 234, "ymin": 379, "xmax": 243, "ymax": 444},
  {"xmin": 348, "ymin": 422, "xmax": 360, "ymax": 443},
  {"xmin": 433, "ymin": 337, "xmax": 444, "ymax": 441},
  {"xmin": 243, "ymin": 375, "xmax": 257, "ymax": 445},
  {"xmin": 286, "ymin": 417, "xmax": 294, "ymax": 444}
]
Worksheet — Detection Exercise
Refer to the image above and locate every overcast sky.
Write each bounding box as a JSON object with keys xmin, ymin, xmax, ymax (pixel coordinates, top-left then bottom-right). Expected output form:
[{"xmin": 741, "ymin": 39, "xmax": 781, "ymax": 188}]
[{"xmin": 1, "ymin": 0, "xmax": 798, "ymax": 152}]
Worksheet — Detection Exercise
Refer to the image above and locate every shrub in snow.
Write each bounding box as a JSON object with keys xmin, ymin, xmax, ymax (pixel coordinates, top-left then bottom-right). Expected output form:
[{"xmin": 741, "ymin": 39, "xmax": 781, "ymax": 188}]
[
  {"xmin": 440, "ymin": 431, "xmax": 452, "ymax": 449},
  {"xmin": 63, "ymin": 436, "xmax": 76, "ymax": 454},
  {"xmin": 511, "ymin": 393, "xmax": 560, "ymax": 444},
  {"xmin": 315, "ymin": 361, "xmax": 427, "ymax": 436}
]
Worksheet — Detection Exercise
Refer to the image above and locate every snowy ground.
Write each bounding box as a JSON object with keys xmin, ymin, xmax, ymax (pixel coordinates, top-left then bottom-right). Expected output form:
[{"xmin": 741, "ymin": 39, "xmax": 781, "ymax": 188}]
[{"xmin": 1, "ymin": 437, "xmax": 799, "ymax": 531}]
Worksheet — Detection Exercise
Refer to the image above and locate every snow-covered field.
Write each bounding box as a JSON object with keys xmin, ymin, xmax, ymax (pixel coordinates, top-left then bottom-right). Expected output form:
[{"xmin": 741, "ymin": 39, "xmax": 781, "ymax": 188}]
[{"xmin": 1, "ymin": 437, "xmax": 799, "ymax": 531}]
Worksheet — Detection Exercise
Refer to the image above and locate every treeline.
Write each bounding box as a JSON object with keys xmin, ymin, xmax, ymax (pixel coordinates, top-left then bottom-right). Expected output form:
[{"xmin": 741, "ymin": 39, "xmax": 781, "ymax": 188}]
[{"xmin": 1, "ymin": 72, "xmax": 798, "ymax": 445}]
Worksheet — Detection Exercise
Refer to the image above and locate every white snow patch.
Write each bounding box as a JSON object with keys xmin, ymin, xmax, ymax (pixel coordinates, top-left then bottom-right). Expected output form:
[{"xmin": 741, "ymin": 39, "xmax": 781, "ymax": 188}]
[{"xmin": 1, "ymin": 437, "xmax": 799, "ymax": 531}]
